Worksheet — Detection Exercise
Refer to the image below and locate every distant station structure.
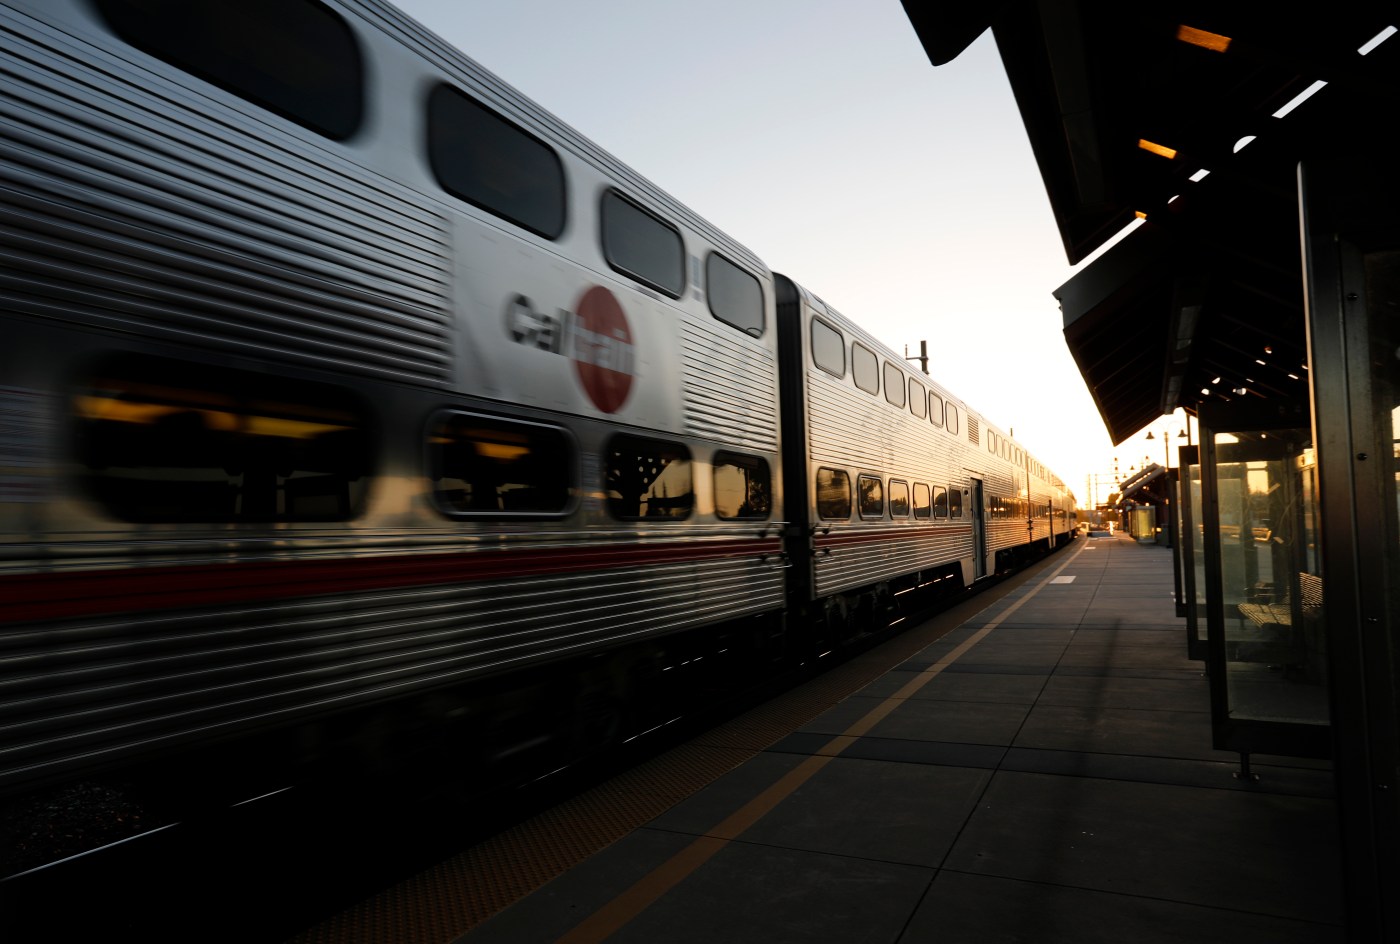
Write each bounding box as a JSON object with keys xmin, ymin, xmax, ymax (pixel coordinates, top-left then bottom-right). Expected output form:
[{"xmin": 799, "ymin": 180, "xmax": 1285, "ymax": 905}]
[{"xmin": 903, "ymin": 2, "xmax": 1400, "ymax": 939}]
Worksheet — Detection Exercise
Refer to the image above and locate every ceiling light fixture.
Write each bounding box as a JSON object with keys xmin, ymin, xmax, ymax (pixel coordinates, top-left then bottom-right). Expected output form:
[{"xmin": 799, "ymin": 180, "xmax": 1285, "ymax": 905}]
[
  {"xmin": 1176, "ymin": 25, "xmax": 1232, "ymax": 52},
  {"xmin": 1138, "ymin": 139, "xmax": 1177, "ymax": 159},
  {"xmin": 1273, "ymin": 80, "xmax": 1328, "ymax": 118},
  {"xmin": 1359, "ymin": 25, "xmax": 1397, "ymax": 55}
]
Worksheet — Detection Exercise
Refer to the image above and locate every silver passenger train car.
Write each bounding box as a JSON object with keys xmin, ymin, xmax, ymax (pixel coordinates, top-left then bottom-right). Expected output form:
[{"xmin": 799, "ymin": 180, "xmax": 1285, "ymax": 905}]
[{"xmin": 0, "ymin": 0, "xmax": 1074, "ymax": 806}]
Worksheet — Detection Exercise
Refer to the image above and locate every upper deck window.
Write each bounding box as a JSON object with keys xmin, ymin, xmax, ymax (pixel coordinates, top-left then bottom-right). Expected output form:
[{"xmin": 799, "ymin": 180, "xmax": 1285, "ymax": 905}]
[
  {"xmin": 428, "ymin": 84, "xmax": 566, "ymax": 239},
  {"xmin": 883, "ymin": 363, "xmax": 906, "ymax": 408},
  {"xmin": 909, "ymin": 382, "xmax": 927, "ymax": 419},
  {"xmin": 929, "ymin": 392, "xmax": 945, "ymax": 428},
  {"xmin": 706, "ymin": 254, "xmax": 764, "ymax": 337},
  {"xmin": 852, "ymin": 343, "xmax": 879, "ymax": 395},
  {"xmin": 601, "ymin": 191, "xmax": 685, "ymax": 297},
  {"xmin": 811, "ymin": 318, "xmax": 845, "ymax": 377},
  {"xmin": 97, "ymin": 0, "xmax": 363, "ymax": 140}
]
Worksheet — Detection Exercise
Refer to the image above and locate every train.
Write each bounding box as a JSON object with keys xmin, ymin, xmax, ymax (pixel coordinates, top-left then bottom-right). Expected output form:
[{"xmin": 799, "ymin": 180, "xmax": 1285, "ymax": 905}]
[{"xmin": 0, "ymin": 0, "xmax": 1076, "ymax": 823}]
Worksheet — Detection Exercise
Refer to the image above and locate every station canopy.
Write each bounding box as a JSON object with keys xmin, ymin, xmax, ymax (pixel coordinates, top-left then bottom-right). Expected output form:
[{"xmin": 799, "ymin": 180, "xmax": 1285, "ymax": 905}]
[
  {"xmin": 1113, "ymin": 463, "xmax": 1167, "ymax": 510},
  {"xmin": 901, "ymin": 1, "xmax": 1400, "ymax": 443}
]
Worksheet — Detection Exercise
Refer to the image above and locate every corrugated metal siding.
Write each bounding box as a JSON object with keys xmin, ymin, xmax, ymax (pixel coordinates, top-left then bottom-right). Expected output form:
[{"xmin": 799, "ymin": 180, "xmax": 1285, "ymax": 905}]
[
  {"xmin": 0, "ymin": 13, "xmax": 453, "ymax": 385},
  {"xmin": 0, "ymin": 546, "xmax": 784, "ymax": 790},
  {"xmin": 680, "ymin": 320, "xmax": 779, "ymax": 451},
  {"xmin": 813, "ymin": 527, "xmax": 971, "ymax": 597},
  {"xmin": 806, "ymin": 376, "xmax": 896, "ymax": 470}
]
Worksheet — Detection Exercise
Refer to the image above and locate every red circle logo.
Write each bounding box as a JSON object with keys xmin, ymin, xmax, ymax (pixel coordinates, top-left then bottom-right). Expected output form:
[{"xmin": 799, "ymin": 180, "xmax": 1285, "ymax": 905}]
[{"xmin": 572, "ymin": 286, "xmax": 634, "ymax": 413}]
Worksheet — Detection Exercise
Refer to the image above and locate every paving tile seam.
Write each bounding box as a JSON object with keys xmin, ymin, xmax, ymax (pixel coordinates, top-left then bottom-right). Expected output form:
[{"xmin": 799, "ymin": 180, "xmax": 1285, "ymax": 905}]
[
  {"xmin": 634, "ymin": 825, "xmax": 944, "ymax": 874},
  {"xmin": 759, "ymin": 743, "xmax": 1008, "ymax": 772},
  {"xmin": 1031, "ymin": 699, "xmax": 1212, "ymax": 714},
  {"xmin": 927, "ymin": 868, "xmax": 1346, "ymax": 928},
  {"xmin": 753, "ymin": 739, "xmax": 1329, "ymax": 796},
  {"xmin": 994, "ymin": 754, "xmax": 1335, "ymax": 797}
]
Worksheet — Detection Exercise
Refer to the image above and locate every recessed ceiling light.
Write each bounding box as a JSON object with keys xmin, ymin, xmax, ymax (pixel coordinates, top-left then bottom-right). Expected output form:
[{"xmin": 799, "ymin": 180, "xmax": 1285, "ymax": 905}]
[
  {"xmin": 1138, "ymin": 139, "xmax": 1177, "ymax": 159},
  {"xmin": 1273, "ymin": 81, "xmax": 1328, "ymax": 118},
  {"xmin": 1177, "ymin": 25, "xmax": 1232, "ymax": 52},
  {"xmin": 1359, "ymin": 25, "xmax": 1397, "ymax": 56}
]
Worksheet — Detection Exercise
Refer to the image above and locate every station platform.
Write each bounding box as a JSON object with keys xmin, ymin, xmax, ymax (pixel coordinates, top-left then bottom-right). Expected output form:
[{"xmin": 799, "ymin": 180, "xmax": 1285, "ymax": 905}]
[{"xmin": 446, "ymin": 535, "xmax": 1344, "ymax": 943}]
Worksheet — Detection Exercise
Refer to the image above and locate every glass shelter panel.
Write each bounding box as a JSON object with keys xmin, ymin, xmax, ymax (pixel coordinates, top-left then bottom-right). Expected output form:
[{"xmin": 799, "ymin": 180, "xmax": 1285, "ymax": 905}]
[
  {"xmin": 1202, "ymin": 412, "xmax": 1328, "ymax": 758},
  {"xmin": 1179, "ymin": 446, "xmax": 1208, "ymax": 660}
]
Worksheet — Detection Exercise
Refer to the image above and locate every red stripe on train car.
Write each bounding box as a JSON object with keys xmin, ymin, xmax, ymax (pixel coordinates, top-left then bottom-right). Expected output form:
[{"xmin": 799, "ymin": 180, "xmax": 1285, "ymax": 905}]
[{"xmin": 0, "ymin": 537, "xmax": 783, "ymax": 624}]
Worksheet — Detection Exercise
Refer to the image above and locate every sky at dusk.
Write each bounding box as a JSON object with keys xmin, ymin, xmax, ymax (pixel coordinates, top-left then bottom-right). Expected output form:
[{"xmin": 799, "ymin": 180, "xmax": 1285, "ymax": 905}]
[{"xmin": 393, "ymin": 0, "xmax": 1185, "ymax": 505}]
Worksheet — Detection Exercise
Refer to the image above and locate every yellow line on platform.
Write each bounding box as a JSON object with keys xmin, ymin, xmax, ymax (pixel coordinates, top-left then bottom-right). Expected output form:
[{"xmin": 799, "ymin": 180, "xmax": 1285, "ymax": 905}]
[{"xmin": 556, "ymin": 542, "xmax": 1088, "ymax": 943}]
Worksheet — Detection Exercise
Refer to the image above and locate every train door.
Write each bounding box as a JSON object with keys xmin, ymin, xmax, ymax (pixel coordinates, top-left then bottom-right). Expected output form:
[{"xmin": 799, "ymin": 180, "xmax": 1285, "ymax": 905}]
[{"xmin": 971, "ymin": 479, "xmax": 987, "ymax": 579}]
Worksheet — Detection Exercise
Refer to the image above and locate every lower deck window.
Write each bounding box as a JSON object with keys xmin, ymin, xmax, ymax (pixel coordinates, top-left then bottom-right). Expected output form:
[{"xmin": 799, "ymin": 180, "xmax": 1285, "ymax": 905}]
[
  {"xmin": 430, "ymin": 411, "xmax": 573, "ymax": 515},
  {"xmin": 713, "ymin": 452, "xmax": 772, "ymax": 519},
  {"xmin": 858, "ymin": 474, "xmax": 884, "ymax": 518},
  {"xmin": 816, "ymin": 467, "xmax": 851, "ymax": 519},
  {"xmin": 889, "ymin": 479, "xmax": 910, "ymax": 517},
  {"xmin": 75, "ymin": 355, "xmax": 371, "ymax": 522},
  {"xmin": 933, "ymin": 486, "xmax": 949, "ymax": 519},
  {"xmin": 913, "ymin": 483, "xmax": 931, "ymax": 518},
  {"xmin": 607, "ymin": 434, "xmax": 692, "ymax": 519}
]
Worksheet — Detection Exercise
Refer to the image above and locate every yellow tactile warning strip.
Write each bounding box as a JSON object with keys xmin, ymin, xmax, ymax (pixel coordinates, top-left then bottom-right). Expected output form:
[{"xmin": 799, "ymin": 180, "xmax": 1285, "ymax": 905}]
[
  {"xmin": 555, "ymin": 543, "xmax": 1085, "ymax": 943},
  {"xmin": 288, "ymin": 549, "xmax": 1076, "ymax": 944}
]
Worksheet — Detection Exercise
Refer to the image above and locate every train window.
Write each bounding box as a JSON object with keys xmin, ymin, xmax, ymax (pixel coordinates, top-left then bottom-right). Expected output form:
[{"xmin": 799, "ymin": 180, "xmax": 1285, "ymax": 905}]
[
  {"xmin": 909, "ymin": 382, "xmax": 927, "ymax": 419},
  {"xmin": 857, "ymin": 474, "xmax": 884, "ymax": 518},
  {"xmin": 889, "ymin": 479, "xmax": 910, "ymax": 517},
  {"xmin": 882, "ymin": 363, "xmax": 906, "ymax": 408},
  {"xmin": 428, "ymin": 84, "xmax": 566, "ymax": 239},
  {"xmin": 606, "ymin": 434, "xmax": 692, "ymax": 519},
  {"xmin": 706, "ymin": 254, "xmax": 764, "ymax": 337},
  {"xmin": 601, "ymin": 190, "xmax": 685, "ymax": 297},
  {"xmin": 75, "ymin": 355, "xmax": 371, "ymax": 522},
  {"xmin": 929, "ymin": 392, "xmax": 944, "ymax": 428},
  {"xmin": 430, "ymin": 412, "xmax": 572, "ymax": 516},
  {"xmin": 816, "ymin": 467, "xmax": 851, "ymax": 519},
  {"xmin": 948, "ymin": 487, "xmax": 964, "ymax": 519},
  {"xmin": 932, "ymin": 485, "xmax": 949, "ymax": 519},
  {"xmin": 946, "ymin": 403, "xmax": 960, "ymax": 436},
  {"xmin": 97, "ymin": 0, "xmax": 363, "ymax": 140},
  {"xmin": 811, "ymin": 318, "xmax": 845, "ymax": 377},
  {"xmin": 713, "ymin": 452, "xmax": 772, "ymax": 519},
  {"xmin": 851, "ymin": 343, "xmax": 879, "ymax": 395},
  {"xmin": 913, "ymin": 483, "xmax": 931, "ymax": 519}
]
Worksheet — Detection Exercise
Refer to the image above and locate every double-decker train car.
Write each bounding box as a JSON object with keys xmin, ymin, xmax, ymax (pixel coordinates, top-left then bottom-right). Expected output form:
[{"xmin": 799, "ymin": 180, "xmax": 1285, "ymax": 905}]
[
  {"xmin": 0, "ymin": 0, "xmax": 1074, "ymax": 815},
  {"xmin": 775, "ymin": 276, "xmax": 1075, "ymax": 640}
]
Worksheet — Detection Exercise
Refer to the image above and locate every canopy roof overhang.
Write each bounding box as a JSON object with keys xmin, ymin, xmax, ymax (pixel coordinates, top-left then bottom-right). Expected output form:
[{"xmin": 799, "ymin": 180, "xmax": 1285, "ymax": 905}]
[
  {"xmin": 1115, "ymin": 463, "xmax": 1168, "ymax": 509},
  {"xmin": 901, "ymin": 1, "xmax": 1400, "ymax": 443}
]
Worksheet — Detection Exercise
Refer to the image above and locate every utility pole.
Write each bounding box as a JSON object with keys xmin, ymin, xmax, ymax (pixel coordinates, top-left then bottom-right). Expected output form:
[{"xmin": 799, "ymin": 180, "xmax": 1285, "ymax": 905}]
[{"xmin": 903, "ymin": 340, "xmax": 928, "ymax": 375}]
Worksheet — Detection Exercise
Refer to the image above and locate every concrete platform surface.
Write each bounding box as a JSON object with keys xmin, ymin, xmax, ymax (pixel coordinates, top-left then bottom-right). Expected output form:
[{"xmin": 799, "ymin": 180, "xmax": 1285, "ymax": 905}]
[{"xmin": 457, "ymin": 536, "xmax": 1344, "ymax": 943}]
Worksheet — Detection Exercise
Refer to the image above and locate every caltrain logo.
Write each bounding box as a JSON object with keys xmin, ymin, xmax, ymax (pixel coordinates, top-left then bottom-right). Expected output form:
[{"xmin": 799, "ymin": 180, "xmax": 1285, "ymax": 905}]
[
  {"xmin": 506, "ymin": 286, "xmax": 635, "ymax": 414},
  {"xmin": 572, "ymin": 285, "xmax": 634, "ymax": 413}
]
